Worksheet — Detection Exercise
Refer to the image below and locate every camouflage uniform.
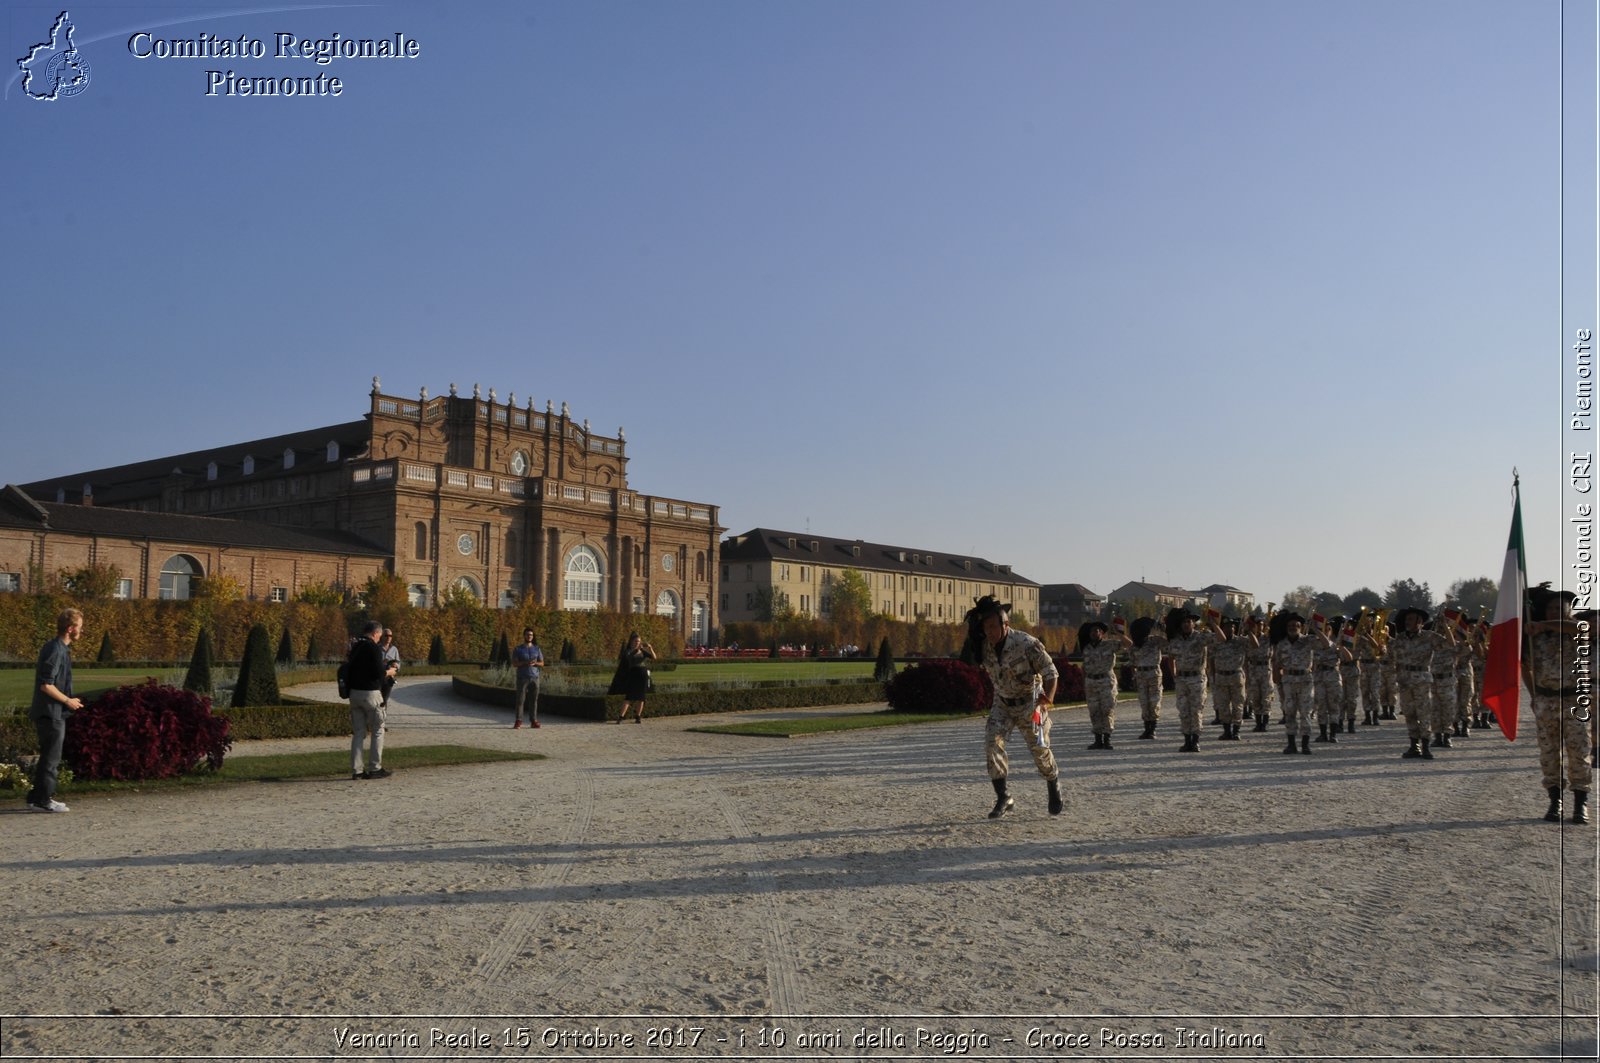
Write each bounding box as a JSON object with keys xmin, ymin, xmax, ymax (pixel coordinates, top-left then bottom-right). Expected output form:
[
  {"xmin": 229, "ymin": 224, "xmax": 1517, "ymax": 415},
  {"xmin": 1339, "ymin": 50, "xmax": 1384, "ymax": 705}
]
[
  {"xmin": 1166, "ymin": 629, "xmax": 1220, "ymax": 736},
  {"xmin": 1380, "ymin": 638, "xmax": 1399, "ymax": 717},
  {"xmin": 1526, "ymin": 622, "xmax": 1593, "ymax": 793},
  {"xmin": 1130, "ymin": 636, "xmax": 1165, "ymax": 726},
  {"xmin": 1272, "ymin": 636, "xmax": 1317, "ymax": 738},
  {"xmin": 1210, "ymin": 636, "xmax": 1247, "ymax": 728},
  {"xmin": 1338, "ymin": 652, "xmax": 1361, "ymax": 732},
  {"xmin": 1388, "ymin": 628, "xmax": 1448, "ymax": 741},
  {"xmin": 1312, "ymin": 639, "xmax": 1343, "ymax": 732},
  {"xmin": 1428, "ymin": 638, "xmax": 1458, "ymax": 737},
  {"xmin": 1453, "ymin": 638, "xmax": 1476, "ymax": 732},
  {"xmin": 1081, "ymin": 639, "xmax": 1121, "ymax": 740},
  {"xmin": 1356, "ymin": 634, "xmax": 1383, "ymax": 725},
  {"xmin": 1470, "ymin": 638, "xmax": 1487, "ymax": 723},
  {"xmin": 1244, "ymin": 633, "xmax": 1275, "ymax": 724},
  {"xmin": 982, "ymin": 628, "xmax": 1060, "ymax": 783}
]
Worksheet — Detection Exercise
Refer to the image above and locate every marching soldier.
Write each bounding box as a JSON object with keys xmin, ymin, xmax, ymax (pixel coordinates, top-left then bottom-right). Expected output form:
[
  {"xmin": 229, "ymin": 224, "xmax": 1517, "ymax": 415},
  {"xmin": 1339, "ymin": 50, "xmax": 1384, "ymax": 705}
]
[
  {"xmin": 1079, "ymin": 620, "xmax": 1130, "ymax": 750},
  {"xmin": 1389, "ymin": 607, "xmax": 1452, "ymax": 760},
  {"xmin": 1270, "ymin": 612, "xmax": 1316, "ymax": 754},
  {"xmin": 1356, "ymin": 618, "xmax": 1384, "ymax": 727},
  {"xmin": 1380, "ymin": 619, "xmax": 1400, "ymax": 719},
  {"xmin": 1243, "ymin": 614, "xmax": 1276, "ymax": 732},
  {"xmin": 1129, "ymin": 617, "xmax": 1166, "ymax": 740},
  {"xmin": 1336, "ymin": 619, "xmax": 1361, "ymax": 734},
  {"xmin": 1428, "ymin": 617, "xmax": 1460, "ymax": 748},
  {"xmin": 1451, "ymin": 617, "xmax": 1479, "ymax": 738},
  {"xmin": 1210, "ymin": 618, "xmax": 1248, "ymax": 741},
  {"xmin": 1163, "ymin": 607, "xmax": 1223, "ymax": 753},
  {"xmin": 1471, "ymin": 617, "xmax": 1491, "ymax": 729},
  {"xmin": 1524, "ymin": 585, "xmax": 1593, "ymax": 823},
  {"xmin": 1311, "ymin": 615, "xmax": 1344, "ymax": 743},
  {"xmin": 972, "ymin": 596, "xmax": 1062, "ymax": 819}
]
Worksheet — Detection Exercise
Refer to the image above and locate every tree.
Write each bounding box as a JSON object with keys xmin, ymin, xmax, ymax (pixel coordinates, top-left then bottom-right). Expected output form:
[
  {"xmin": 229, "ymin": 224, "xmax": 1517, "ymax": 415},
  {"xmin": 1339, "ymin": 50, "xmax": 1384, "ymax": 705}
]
[
  {"xmin": 826, "ymin": 569, "xmax": 872, "ymax": 624},
  {"xmin": 361, "ymin": 571, "xmax": 412, "ymax": 625},
  {"xmin": 58, "ymin": 562, "xmax": 123, "ymax": 601},
  {"xmin": 297, "ymin": 580, "xmax": 345, "ymax": 608},
  {"xmin": 1309, "ymin": 592, "xmax": 1345, "ymax": 618},
  {"xmin": 183, "ymin": 628, "xmax": 215, "ymax": 698},
  {"xmin": 231, "ymin": 624, "xmax": 281, "ymax": 707},
  {"xmin": 305, "ymin": 633, "xmax": 322, "ymax": 664},
  {"xmin": 491, "ymin": 632, "xmax": 511, "ymax": 667},
  {"xmin": 191, "ymin": 573, "xmax": 243, "ymax": 604},
  {"xmin": 1279, "ymin": 585, "xmax": 1318, "ymax": 615},
  {"xmin": 95, "ymin": 631, "xmax": 116, "ymax": 663},
  {"xmin": 276, "ymin": 626, "xmax": 295, "ymax": 665},
  {"xmin": 428, "ymin": 634, "xmax": 446, "ymax": 665},
  {"xmin": 1445, "ymin": 577, "xmax": 1497, "ymax": 614},
  {"xmin": 1341, "ymin": 587, "xmax": 1384, "ymax": 614},
  {"xmin": 753, "ymin": 586, "xmax": 794, "ymax": 622},
  {"xmin": 1384, "ymin": 578, "xmax": 1434, "ymax": 612}
]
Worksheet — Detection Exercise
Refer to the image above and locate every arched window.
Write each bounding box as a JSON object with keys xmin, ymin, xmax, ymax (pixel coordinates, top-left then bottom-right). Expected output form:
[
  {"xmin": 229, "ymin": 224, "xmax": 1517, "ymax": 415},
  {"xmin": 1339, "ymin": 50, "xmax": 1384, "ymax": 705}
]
[
  {"xmin": 452, "ymin": 575, "xmax": 481, "ymax": 602},
  {"xmin": 158, "ymin": 555, "xmax": 201, "ymax": 600},
  {"xmin": 655, "ymin": 589, "xmax": 679, "ymax": 620},
  {"xmin": 408, "ymin": 584, "xmax": 429, "ymax": 607},
  {"xmin": 414, "ymin": 521, "xmax": 428, "ymax": 561},
  {"xmin": 563, "ymin": 545, "xmax": 603, "ymax": 611}
]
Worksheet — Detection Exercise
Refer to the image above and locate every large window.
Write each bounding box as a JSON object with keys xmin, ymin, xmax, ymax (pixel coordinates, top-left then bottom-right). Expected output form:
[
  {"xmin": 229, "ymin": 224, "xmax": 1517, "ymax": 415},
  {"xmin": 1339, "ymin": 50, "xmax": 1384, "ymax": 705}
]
[
  {"xmin": 158, "ymin": 555, "xmax": 201, "ymax": 600},
  {"xmin": 452, "ymin": 576, "xmax": 482, "ymax": 602},
  {"xmin": 414, "ymin": 521, "xmax": 428, "ymax": 560},
  {"xmin": 563, "ymin": 545, "xmax": 603, "ymax": 611},
  {"xmin": 655, "ymin": 590, "xmax": 679, "ymax": 619},
  {"xmin": 690, "ymin": 601, "xmax": 707, "ymax": 646}
]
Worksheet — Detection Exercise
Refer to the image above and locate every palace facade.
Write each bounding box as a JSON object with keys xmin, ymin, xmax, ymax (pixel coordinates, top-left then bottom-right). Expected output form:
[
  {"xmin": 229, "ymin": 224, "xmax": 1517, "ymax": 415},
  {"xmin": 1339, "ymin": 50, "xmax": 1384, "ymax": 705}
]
[
  {"xmin": 719, "ymin": 528, "xmax": 1041, "ymax": 625},
  {"xmin": 17, "ymin": 380, "xmax": 723, "ymax": 642}
]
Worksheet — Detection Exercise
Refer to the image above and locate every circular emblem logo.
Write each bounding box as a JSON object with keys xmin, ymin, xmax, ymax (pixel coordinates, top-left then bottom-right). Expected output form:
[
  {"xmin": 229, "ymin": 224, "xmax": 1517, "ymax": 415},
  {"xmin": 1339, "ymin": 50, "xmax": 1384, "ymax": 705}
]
[
  {"xmin": 510, "ymin": 450, "xmax": 528, "ymax": 476},
  {"xmin": 45, "ymin": 50, "xmax": 91, "ymax": 98},
  {"xmin": 457, "ymin": 533, "xmax": 475, "ymax": 556}
]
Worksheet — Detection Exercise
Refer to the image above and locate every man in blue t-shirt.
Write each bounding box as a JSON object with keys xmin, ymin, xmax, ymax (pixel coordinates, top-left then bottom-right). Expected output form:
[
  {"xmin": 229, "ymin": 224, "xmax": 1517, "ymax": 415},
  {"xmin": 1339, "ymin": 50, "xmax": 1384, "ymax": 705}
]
[
  {"xmin": 29, "ymin": 608, "xmax": 85, "ymax": 813},
  {"xmin": 512, "ymin": 627, "xmax": 545, "ymax": 729}
]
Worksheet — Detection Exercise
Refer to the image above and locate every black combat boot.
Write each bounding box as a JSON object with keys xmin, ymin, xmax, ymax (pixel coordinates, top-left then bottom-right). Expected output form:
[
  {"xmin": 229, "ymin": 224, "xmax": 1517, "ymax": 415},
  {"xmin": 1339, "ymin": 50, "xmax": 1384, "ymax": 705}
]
[
  {"xmin": 1327, "ymin": 725, "xmax": 1338, "ymax": 744},
  {"xmin": 1545, "ymin": 786, "xmax": 1563, "ymax": 822},
  {"xmin": 1139, "ymin": 722, "xmax": 1156, "ymax": 740},
  {"xmin": 1345, "ymin": 716, "xmax": 1357, "ymax": 733},
  {"xmin": 988, "ymin": 778, "xmax": 1013, "ymax": 819},
  {"xmin": 1435, "ymin": 731, "xmax": 1452, "ymax": 749},
  {"xmin": 1284, "ymin": 734, "xmax": 1298, "ymax": 754},
  {"xmin": 1086, "ymin": 735, "xmax": 1103, "ymax": 750},
  {"xmin": 1573, "ymin": 791, "xmax": 1589, "ymax": 825},
  {"xmin": 1178, "ymin": 733, "xmax": 1197, "ymax": 753},
  {"xmin": 1402, "ymin": 739, "xmax": 1422, "ymax": 759},
  {"xmin": 1254, "ymin": 715, "xmax": 1269, "ymax": 732},
  {"xmin": 1420, "ymin": 736, "xmax": 1434, "ymax": 760},
  {"xmin": 1102, "ymin": 734, "xmax": 1114, "ymax": 750},
  {"xmin": 1316, "ymin": 724, "xmax": 1329, "ymax": 743},
  {"xmin": 1047, "ymin": 779, "xmax": 1063, "ymax": 817},
  {"xmin": 1300, "ymin": 734, "xmax": 1312, "ymax": 754}
]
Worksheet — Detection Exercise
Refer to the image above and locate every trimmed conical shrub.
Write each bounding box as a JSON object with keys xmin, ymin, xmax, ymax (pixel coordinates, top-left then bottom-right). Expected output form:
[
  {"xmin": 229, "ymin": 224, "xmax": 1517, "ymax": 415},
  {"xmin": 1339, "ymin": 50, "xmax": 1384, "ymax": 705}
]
[
  {"xmin": 231, "ymin": 624, "xmax": 281, "ymax": 707},
  {"xmin": 491, "ymin": 632, "xmax": 511, "ymax": 667},
  {"xmin": 183, "ymin": 628, "xmax": 215, "ymax": 698},
  {"xmin": 276, "ymin": 626, "xmax": 294, "ymax": 665},
  {"xmin": 96, "ymin": 631, "xmax": 116, "ymax": 663},
  {"xmin": 873, "ymin": 637, "xmax": 895, "ymax": 682},
  {"xmin": 305, "ymin": 633, "xmax": 321, "ymax": 664},
  {"xmin": 428, "ymin": 634, "xmax": 446, "ymax": 665}
]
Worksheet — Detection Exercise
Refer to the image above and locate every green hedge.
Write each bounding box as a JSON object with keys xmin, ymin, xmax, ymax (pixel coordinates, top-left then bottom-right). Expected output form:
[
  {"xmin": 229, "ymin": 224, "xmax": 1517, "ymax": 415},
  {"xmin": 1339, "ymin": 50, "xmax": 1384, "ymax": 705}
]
[{"xmin": 452, "ymin": 675, "xmax": 886, "ymax": 722}]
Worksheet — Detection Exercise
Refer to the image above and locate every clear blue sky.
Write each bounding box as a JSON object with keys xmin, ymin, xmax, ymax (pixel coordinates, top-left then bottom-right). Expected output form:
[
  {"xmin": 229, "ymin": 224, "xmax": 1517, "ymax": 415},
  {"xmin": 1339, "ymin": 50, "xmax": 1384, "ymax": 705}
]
[{"xmin": 3, "ymin": 0, "xmax": 1593, "ymax": 609}]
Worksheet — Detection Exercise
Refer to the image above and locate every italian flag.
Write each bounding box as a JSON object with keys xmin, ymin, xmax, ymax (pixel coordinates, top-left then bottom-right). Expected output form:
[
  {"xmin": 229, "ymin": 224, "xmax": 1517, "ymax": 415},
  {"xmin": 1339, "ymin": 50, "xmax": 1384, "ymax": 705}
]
[{"xmin": 1481, "ymin": 481, "xmax": 1524, "ymax": 740}]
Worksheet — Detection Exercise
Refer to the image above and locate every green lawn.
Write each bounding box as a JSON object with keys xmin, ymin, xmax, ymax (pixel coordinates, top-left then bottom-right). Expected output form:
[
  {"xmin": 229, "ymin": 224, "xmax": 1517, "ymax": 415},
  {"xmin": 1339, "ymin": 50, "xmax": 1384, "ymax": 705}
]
[
  {"xmin": 654, "ymin": 660, "xmax": 879, "ymax": 684},
  {"xmin": 35, "ymin": 744, "xmax": 542, "ymax": 797},
  {"xmin": 0, "ymin": 666, "xmax": 175, "ymax": 708}
]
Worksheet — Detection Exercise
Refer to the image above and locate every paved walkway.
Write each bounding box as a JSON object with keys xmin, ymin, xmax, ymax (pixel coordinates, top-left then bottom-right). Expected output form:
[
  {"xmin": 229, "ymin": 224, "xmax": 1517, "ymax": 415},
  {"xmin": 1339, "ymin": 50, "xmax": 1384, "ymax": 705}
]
[{"xmin": 3, "ymin": 679, "xmax": 1595, "ymax": 1061}]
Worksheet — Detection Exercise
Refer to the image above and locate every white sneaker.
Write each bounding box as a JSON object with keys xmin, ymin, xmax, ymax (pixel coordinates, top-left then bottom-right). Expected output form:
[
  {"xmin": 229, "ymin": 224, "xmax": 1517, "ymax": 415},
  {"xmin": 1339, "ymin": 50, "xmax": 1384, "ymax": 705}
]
[{"xmin": 29, "ymin": 799, "xmax": 69, "ymax": 813}]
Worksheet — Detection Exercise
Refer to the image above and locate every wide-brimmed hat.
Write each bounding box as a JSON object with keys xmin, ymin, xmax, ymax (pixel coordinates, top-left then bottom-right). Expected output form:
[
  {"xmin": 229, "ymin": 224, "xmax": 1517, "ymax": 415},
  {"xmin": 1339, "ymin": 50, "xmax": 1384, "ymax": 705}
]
[
  {"xmin": 1528, "ymin": 583, "xmax": 1576, "ymax": 615},
  {"xmin": 971, "ymin": 595, "xmax": 1011, "ymax": 619},
  {"xmin": 1396, "ymin": 607, "xmax": 1429, "ymax": 626},
  {"xmin": 1078, "ymin": 620, "xmax": 1108, "ymax": 645}
]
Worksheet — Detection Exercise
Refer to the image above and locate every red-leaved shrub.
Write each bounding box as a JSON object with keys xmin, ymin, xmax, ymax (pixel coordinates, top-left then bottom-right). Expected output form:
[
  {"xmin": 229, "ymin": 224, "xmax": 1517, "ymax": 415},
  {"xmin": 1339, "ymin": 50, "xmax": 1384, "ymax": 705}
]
[
  {"xmin": 64, "ymin": 681, "xmax": 232, "ymax": 781},
  {"xmin": 1053, "ymin": 659, "xmax": 1086, "ymax": 703},
  {"xmin": 884, "ymin": 659, "xmax": 992, "ymax": 713}
]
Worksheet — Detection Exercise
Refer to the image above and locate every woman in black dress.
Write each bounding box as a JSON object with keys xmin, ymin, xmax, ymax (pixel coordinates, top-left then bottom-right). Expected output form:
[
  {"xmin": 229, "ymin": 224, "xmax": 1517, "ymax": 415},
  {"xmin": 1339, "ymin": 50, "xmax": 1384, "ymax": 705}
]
[{"xmin": 616, "ymin": 632, "xmax": 656, "ymax": 723}]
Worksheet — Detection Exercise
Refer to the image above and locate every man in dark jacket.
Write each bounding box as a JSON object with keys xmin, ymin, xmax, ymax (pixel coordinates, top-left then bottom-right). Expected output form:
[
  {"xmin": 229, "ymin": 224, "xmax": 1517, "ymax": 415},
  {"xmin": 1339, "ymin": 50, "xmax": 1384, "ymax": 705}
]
[{"xmin": 347, "ymin": 620, "xmax": 397, "ymax": 780}]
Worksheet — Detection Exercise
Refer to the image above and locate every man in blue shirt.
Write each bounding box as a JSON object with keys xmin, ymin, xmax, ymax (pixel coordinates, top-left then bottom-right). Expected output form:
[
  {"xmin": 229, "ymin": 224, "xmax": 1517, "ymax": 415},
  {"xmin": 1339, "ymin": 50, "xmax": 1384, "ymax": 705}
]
[
  {"xmin": 512, "ymin": 627, "xmax": 545, "ymax": 729},
  {"xmin": 29, "ymin": 608, "xmax": 84, "ymax": 813}
]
